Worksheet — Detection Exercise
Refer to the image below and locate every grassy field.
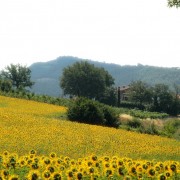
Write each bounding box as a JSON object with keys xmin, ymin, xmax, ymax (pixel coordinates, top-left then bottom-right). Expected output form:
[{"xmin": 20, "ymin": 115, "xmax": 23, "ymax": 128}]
[{"xmin": 0, "ymin": 95, "xmax": 180, "ymax": 179}]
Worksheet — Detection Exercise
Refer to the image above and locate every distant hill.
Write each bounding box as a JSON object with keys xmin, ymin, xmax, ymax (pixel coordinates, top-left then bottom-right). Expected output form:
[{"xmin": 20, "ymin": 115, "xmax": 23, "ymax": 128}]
[{"xmin": 29, "ymin": 56, "xmax": 180, "ymax": 97}]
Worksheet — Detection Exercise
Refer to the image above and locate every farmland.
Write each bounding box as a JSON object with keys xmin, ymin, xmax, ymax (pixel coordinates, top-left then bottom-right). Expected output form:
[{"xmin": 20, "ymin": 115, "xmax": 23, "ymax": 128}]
[{"xmin": 0, "ymin": 96, "xmax": 180, "ymax": 179}]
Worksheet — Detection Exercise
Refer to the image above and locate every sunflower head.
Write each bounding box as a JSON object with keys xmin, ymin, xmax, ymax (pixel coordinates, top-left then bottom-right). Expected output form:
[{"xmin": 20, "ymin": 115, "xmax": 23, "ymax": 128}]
[
  {"xmin": 9, "ymin": 175, "xmax": 19, "ymax": 180},
  {"xmin": 118, "ymin": 166, "xmax": 126, "ymax": 176},
  {"xmin": 50, "ymin": 152, "xmax": 57, "ymax": 159},
  {"xmin": 43, "ymin": 170, "xmax": 51, "ymax": 179},
  {"xmin": 148, "ymin": 168, "xmax": 156, "ymax": 177},
  {"xmin": 89, "ymin": 167, "xmax": 94, "ymax": 174},
  {"xmin": 91, "ymin": 155, "xmax": 98, "ymax": 161},
  {"xmin": 44, "ymin": 158, "xmax": 51, "ymax": 165},
  {"xmin": 170, "ymin": 164, "xmax": 177, "ymax": 172},
  {"xmin": 105, "ymin": 169, "xmax": 113, "ymax": 177},
  {"xmin": 67, "ymin": 170, "xmax": 74, "ymax": 178},
  {"xmin": 31, "ymin": 162, "xmax": 39, "ymax": 170},
  {"xmin": 1, "ymin": 170, "xmax": 9, "ymax": 177},
  {"xmin": 76, "ymin": 172, "xmax": 83, "ymax": 180},
  {"xmin": 158, "ymin": 174, "xmax": 166, "ymax": 180},
  {"xmin": 29, "ymin": 150, "xmax": 36, "ymax": 155},
  {"xmin": 27, "ymin": 170, "xmax": 40, "ymax": 180},
  {"xmin": 3, "ymin": 151, "xmax": 9, "ymax": 156},
  {"xmin": 53, "ymin": 172, "xmax": 61, "ymax": 180},
  {"xmin": 47, "ymin": 165, "xmax": 55, "ymax": 173},
  {"xmin": 130, "ymin": 166, "xmax": 137, "ymax": 175},
  {"xmin": 103, "ymin": 156, "xmax": 110, "ymax": 162}
]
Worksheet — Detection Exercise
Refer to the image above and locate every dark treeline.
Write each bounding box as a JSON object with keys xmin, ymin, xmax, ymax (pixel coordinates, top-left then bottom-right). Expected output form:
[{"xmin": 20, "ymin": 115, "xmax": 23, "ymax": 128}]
[
  {"xmin": 0, "ymin": 59, "xmax": 180, "ymax": 116},
  {"xmin": 125, "ymin": 81, "xmax": 180, "ymax": 116}
]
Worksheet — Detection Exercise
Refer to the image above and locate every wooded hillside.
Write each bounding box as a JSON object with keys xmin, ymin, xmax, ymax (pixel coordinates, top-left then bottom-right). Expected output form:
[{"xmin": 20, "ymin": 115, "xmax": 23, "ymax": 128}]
[{"xmin": 29, "ymin": 56, "xmax": 180, "ymax": 96}]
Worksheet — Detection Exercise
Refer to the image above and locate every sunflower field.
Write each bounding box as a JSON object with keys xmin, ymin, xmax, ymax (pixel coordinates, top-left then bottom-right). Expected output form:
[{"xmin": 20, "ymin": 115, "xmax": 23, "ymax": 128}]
[
  {"xmin": 0, "ymin": 150, "xmax": 180, "ymax": 179},
  {"xmin": 0, "ymin": 95, "xmax": 180, "ymax": 179}
]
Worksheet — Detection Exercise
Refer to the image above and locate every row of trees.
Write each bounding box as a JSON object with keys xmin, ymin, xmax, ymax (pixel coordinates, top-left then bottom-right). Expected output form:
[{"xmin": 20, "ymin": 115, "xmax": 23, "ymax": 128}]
[
  {"xmin": 0, "ymin": 62, "xmax": 180, "ymax": 115},
  {"xmin": 60, "ymin": 61, "xmax": 180, "ymax": 115},
  {"xmin": 128, "ymin": 81, "xmax": 180, "ymax": 115}
]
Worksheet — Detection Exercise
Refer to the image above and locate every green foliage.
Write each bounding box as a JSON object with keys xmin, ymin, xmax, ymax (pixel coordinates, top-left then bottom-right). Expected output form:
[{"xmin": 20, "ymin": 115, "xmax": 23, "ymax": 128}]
[
  {"xmin": 67, "ymin": 97, "xmax": 119, "ymax": 128},
  {"xmin": 142, "ymin": 122, "xmax": 159, "ymax": 135},
  {"xmin": 151, "ymin": 84, "xmax": 174, "ymax": 114},
  {"xmin": 1, "ymin": 64, "xmax": 34, "ymax": 90},
  {"xmin": 119, "ymin": 117, "xmax": 160, "ymax": 136},
  {"xmin": 128, "ymin": 81, "xmax": 180, "ymax": 115},
  {"xmin": 129, "ymin": 109, "xmax": 168, "ymax": 119},
  {"xmin": 127, "ymin": 118, "xmax": 142, "ymax": 129},
  {"xmin": 60, "ymin": 61, "xmax": 115, "ymax": 101},
  {"xmin": 29, "ymin": 56, "xmax": 180, "ymax": 97},
  {"xmin": 98, "ymin": 87, "xmax": 117, "ymax": 106},
  {"xmin": 168, "ymin": 0, "xmax": 180, "ymax": 7},
  {"xmin": 101, "ymin": 106, "xmax": 120, "ymax": 128},
  {"xmin": 128, "ymin": 81, "xmax": 152, "ymax": 105},
  {"xmin": 161, "ymin": 119, "xmax": 180, "ymax": 139},
  {"xmin": 0, "ymin": 79, "xmax": 12, "ymax": 92},
  {"xmin": 67, "ymin": 97, "xmax": 105, "ymax": 125},
  {"xmin": 0, "ymin": 90, "xmax": 71, "ymax": 107},
  {"xmin": 119, "ymin": 101, "xmax": 145, "ymax": 110}
]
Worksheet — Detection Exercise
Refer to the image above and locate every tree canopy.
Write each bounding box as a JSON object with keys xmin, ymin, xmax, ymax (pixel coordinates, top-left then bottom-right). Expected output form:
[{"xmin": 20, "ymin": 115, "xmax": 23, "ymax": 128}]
[
  {"xmin": 128, "ymin": 80, "xmax": 180, "ymax": 115},
  {"xmin": 1, "ymin": 64, "xmax": 34, "ymax": 90},
  {"xmin": 60, "ymin": 61, "xmax": 115, "ymax": 102},
  {"xmin": 128, "ymin": 81, "xmax": 152, "ymax": 105},
  {"xmin": 168, "ymin": 0, "xmax": 180, "ymax": 8}
]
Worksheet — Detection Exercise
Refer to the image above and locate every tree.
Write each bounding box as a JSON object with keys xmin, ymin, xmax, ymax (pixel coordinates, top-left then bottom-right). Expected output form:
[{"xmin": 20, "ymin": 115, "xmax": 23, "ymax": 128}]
[
  {"xmin": 98, "ymin": 87, "xmax": 117, "ymax": 106},
  {"xmin": 168, "ymin": 0, "xmax": 180, "ymax": 8},
  {"xmin": 60, "ymin": 61, "xmax": 115, "ymax": 101},
  {"xmin": 0, "ymin": 79, "xmax": 12, "ymax": 92},
  {"xmin": 1, "ymin": 64, "xmax": 34, "ymax": 90},
  {"xmin": 168, "ymin": 84, "xmax": 180, "ymax": 115},
  {"xmin": 128, "ymin": 81, "xmax": 152, "ymax": 106},
  {"xmin": 151, "ymin": 84, "xmax": 174, "ymax": 114}
]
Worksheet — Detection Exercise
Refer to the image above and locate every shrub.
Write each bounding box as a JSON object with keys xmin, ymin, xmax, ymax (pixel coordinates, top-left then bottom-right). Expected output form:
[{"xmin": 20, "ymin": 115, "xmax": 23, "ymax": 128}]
[
  {"xmin": 120, "ymin": 101, "xmax": 145, "ymax": 110},
  {"xmin": 67, "ymin": 97, "xmax": 105, "ymax": 125},
  {"xmin": 161, "ymin": 119, "xmax": 180, "ymax": 139},
  {"xmin": 67, "ymin": 97, "xmax": 119, "ymax": 128},
  {"xmin": 101, "ymin": 106, "xmax": 120, "ymax": 128},
  {"xmin": 127, "ymin": 118, "xmax": 142, "ymax": 129},
  {"xmin": 0, "ymin": 79, "xmax": 12, "ymax": 92}
]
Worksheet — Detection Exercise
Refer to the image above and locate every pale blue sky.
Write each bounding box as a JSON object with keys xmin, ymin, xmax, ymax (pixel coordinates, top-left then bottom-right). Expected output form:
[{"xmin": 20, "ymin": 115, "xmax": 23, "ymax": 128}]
[{"xmin": 0, "ymin": 0, "xmax": 180, "ymax": 69}]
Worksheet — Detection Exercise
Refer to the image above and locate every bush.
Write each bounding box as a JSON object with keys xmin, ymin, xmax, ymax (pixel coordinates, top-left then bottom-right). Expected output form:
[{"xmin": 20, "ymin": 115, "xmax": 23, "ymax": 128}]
[
  {"xmin": 120, "ymin": 101, "xmax": 145, "ymax": 110},
  {"xmin": 101, "ymin": 106, "xmax": 120, "ymax": 128},
  {"xmin": 0, "ymin": 79, "xmax": 12, "ymax": 92},
  {"xmin": 127, "ymin": 118, "xmax": 142, "ymax": 129},
  {"xmin": 67, "ymin": 97, "xmax": 119, "ymax": 128},
  {"xmin": 161, "ymin": 119, "xmax": 180, "ymax": 139}
]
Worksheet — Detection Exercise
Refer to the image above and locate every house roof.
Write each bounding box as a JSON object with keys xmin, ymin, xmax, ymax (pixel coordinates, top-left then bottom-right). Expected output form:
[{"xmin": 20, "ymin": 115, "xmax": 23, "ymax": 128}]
[{"xmin": 118, "ymin": 85, "xmax": 130, "ymax": 91}]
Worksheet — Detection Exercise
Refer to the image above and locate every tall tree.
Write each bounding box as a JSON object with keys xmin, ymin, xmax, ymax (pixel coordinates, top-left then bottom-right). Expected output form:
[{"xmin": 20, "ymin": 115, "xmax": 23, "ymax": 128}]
[
  {"xmin": 1, "ymin": 64, "xmax": 34, "ymax": 90},
  {"xmin": 60, "ymin": 61, "xmax": 115, "ymax": 101},
  {"xmin": 168, "ymin": 0, "xmax": 180, "ymax": 8},
  {"xmin": 128, "ymin": 81, "xmax": 152, "ymax": 105},
  {"xmin": 151, "ymin": 84, "xmax": 174, "ymax": 113}
]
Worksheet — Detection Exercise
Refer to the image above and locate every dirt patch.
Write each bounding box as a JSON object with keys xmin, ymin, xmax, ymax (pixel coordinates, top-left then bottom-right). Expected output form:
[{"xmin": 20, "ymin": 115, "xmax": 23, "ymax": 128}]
[{"xmin": 119, "ymin": 114, "xmax": 133, "ymax": 123}]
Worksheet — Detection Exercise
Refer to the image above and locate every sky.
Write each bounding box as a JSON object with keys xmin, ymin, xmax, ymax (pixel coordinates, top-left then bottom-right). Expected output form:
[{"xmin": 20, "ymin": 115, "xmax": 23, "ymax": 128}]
[{"xmin": 0, "ymin": 0, "xmax": 180, "ymax": 70}]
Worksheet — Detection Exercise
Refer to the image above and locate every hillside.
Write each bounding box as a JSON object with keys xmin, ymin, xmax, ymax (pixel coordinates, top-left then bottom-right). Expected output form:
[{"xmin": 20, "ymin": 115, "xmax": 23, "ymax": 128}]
[
  {"xmin": 29, "ymin": 56, "xmax": 180, "ymax": 97},
  {"xmin": 0, "ymin": 95, "xmax": 180, "ymax": 161},
  {"xmin": 1, "ymin": 95, "xmax": 180, "ymax": 179}
]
